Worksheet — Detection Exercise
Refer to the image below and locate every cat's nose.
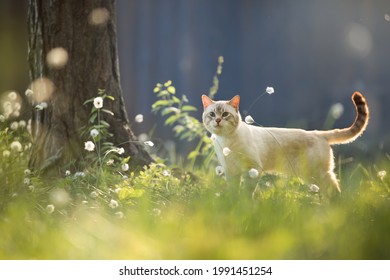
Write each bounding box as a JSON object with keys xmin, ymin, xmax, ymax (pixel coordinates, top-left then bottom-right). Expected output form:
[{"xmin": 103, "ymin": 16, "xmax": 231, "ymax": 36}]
[{"xmin": 215, "ymin": 118, "xmax": 222, "ymax": 125}]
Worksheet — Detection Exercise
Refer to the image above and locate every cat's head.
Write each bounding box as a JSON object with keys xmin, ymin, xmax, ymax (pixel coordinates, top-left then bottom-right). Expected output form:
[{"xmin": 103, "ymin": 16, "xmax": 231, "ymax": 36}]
[{"xmin": 201, "ymin": 95, "xmax": 242, "ymax": 136}]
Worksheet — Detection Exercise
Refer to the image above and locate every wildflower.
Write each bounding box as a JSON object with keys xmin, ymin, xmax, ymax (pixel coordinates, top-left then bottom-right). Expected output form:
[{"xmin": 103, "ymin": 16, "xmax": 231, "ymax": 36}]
[
  {"xmin": 245, "ymin": 115, "xmax": 255, "ymax": 125},
  {"xmin": 10, "ymin": 121, "xmax": 19, "ymax": 130},
  {"xmin": 134, "ymin": 114, "xmax": 144, "ymax": 123},
  {"xmin": 35, "ymin": 102, "xmax": 48, "ymax": 110},
  {"xmin": 106, "ymin": 159, "xmax": 114, "ymax": 166},
  {"xmin": 266, "ymin": 86, "xmax": 275, "ymax": 95},
  {"xmin": 24, "ymin": 169, "xmax": 31, "ymax": 176},
  {"xmin": 84, "ymin": 141, "xmax": 95, "ymax": 151},
  {"xmin": 90, "ymin": 128, "xmax": 99, "ymax": 138},
  {"xmin": 115, "ymin": 211, "xmax": 124, "ymax": 219},
  {"xmin": 152, "ymin": 208, "xmax": 162, "ymax": 216},
  {"xmin": 144, "ymin": 141, "xmax": 154, "ymax": 147},
  {"xmin": 309, "ymin": 184, "xmax": 320, "ymax": 193},
  {"xmin": 121, "ymin": 163, "xmax": 129, "ymax": 171},
  {"xmin": 8, "ymin": 91, "xmax": 18, "ymax": 100},
  {"xmin": 330, "ymin": 103, "xmax": 344, "ymax": 119},
  {"xmin": 378, "ymin": 170, "xmax": 387, "ymax": 181},
  {"xmin": 46, "ymin": 204, "xmax": 55, "ymax": 214},
  {"xmin": 90, "ymin": 191, "xmax": 98, "ymax": 199},
  {"xmin": 210, "ymin": 134, "xmax": 217, "ymax": 141},
  {"xmin": 162, "ymin": 170, "xmax": 170, "ymax": 177},
  {"xmin": 222, "ymin": 147, "xmax": 231, "ymax": 156},
  {"xmin": 109, "ymin": 199, "xmax": 119, "ymax": 209},
  {"xmin": 25, "ymin": 89, "xmax": 34, "ymax": 97},
  {"xmin": 74, "ymin": 172, "xmax": 86, "ymax": 178},
  {"xmin": 19, "ymin": 120, "xmax": 26, "ymax": 128},
  {"xmin": 24, "ymin": 178, "xmax": 31, "ymax": 185},
  {"xmin": 27, "ymin": 185, "xmax": 35, "ymax": 192},
  {"xmin": 93, "ymin": 97, "xmax": 103, "ymax": 109},
  {"xmin": 215, "ymin": 166, "xmax": 224, "ymax": 176},
  {"xmin": 248, "ymin": 168, "xmax": 259, "ymax": 178},
  {"xmin": 116, "ymin": 147, "xmax": 125, "ymax": 155},
  {"xmin": 65, "ymin": 170, "xmax": 71, "ymax": 176},
  {"xmin": 10, "ymin": 141, "xmax": 23, "ymax": 152},
  {"xmin": 3, "ymin": 150, "xmax": 10, "ymax": 157}
]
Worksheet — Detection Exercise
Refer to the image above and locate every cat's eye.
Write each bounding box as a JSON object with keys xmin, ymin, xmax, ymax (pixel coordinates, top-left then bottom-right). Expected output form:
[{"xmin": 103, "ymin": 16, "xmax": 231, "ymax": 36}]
[
  {"xmin": 209, "ymin": 112, "xmax": 216, "ymax": 118},
  {"xmin": 222, "ymin": 112, "xmax": 230, "ymax": 118}
]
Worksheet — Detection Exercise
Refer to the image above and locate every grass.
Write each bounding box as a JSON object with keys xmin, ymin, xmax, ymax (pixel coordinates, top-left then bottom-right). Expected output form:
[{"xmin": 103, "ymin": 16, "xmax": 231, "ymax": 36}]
[{"xmin": 1, "ymin": 138, "xmax": 389, "ymax": 259}]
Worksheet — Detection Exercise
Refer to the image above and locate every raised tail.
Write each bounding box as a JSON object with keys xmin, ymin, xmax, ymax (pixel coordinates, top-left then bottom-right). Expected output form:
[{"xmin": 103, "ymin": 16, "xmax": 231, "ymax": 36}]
[{"xmin": 315, "ymin": 92, "xmax": 369, "ymax": 145}]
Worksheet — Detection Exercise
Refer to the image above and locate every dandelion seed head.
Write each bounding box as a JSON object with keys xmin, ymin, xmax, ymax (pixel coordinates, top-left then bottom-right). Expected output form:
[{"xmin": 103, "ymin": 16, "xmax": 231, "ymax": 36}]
[
  {"xmin": 222, "ymin": 147, "xmax": 231, "ymax": 156},
  {"xmin": 90, "ymin": 191, "xmax": 98, "ymax": 199},
  {"xmin": 29, "ymin": 77, "xmax": 54, "ymax": 103},
  {"xmin": 330, "ymin": 103, "xmax": 344, "ymax": 119},
  {"xmin": 248, "ymin": 168, "xmax": 259, "ymax": 178},
  {"xmin": 134, "ymin": 114, "xmax": 144, "ymax": 123},
  {"xmin": 19, "ymin": 120, "xmax": 26, "ymax": 128},
  {"xmin": 25, "ymin": 89, "xmax": 34, "ymax": 97},
  {"xmin": 49, "ymin": 188, "xmax": 71, "ymax": 208},
  {"xmin": 24, "ymin": 169, "xmax": 31, "ymax": 176},
  {"xmin": 266, "ymin": 86, "xmax": 275, "ymax": 95},
  {"xmin": 65, "ymin": 170, "xmax": 71, "ymax": 176},
  {"xmin": 245, "ymin": 115, "xmax": 254, "ymax": 125},
  {"xmin": 10, "ymin": 141, "xmax": 22, "ymax": 152},
  {"xmin": 378, "ymin": 170, "xmax": 387, "ymax": 180},
  {"xmin": 90, "ymin": 128, "xmax": 99, "ymax": 138},
  {"xmin": 10, "ymin": 121, "xmax": 19, "ymax": 130},
  {"xmin": 115, "ymin": 211, "xmax": 124, "ymax": 219},
  {"xmin": 309, "ymin": 184, "xmax": 320, "ymax": 193},
  {"xmin": 116, "ymin": 147, "xmax": 125, "ymax": 155},
  {"xmin": 121, "ymin": 163, "xmax": 129, "ymax": 172},
  {"xmin": 3, "ymin": 150, "xmax": 10, "ymax": 157},
  {"xmin": 162, "ymin": 170, "xmax": 170, "ymax": 177},
  {"xmin": 106, "ymin": 159, "xmax": 114, "ymax": 166},
  {"xmin": 8, "ymin": 91, "xmax": 18, "ymax": 100},
  {"xmin": 109, "ymin": 199, "xmax": 119, "ymax": 209},
  {"xmin": 89, "ymin": 7, "xmax": 110, "ymax": 26}
]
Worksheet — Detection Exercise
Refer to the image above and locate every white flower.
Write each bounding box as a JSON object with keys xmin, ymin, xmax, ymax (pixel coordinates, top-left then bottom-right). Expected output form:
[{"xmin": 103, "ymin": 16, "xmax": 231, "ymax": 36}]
[
  {"xmin": 309, "ymin": 184, "xmax": 320, "ymax": 193},
  {"xmin": 215, "ymin": 166, "xmax": 224, "ymax": 176},
  {"xmin": 144, "ymin": 141, "xmax": 154, "ymax": 147},
  {"xmin": 25, "ymin": 89, "xmax": 34, "ymax": 97},
  {"xmin": 27, "ymin": 185, "xmax": 35, "ymax": 192},
  {"xmin": 74, "ymin": 172, "xmax": 86, "ymax": 178},
  {"xmin": 90, "ymin": 128, "xmax": 99, "ymax": 138},
  {"xmin": 93, "ymin": 97, "xmax": 103, "ymax": 109},
  {"xmin": 10, "ymin": 121, "xmax": 19, "ymax": 130},
  {"xmin": 65, "ymin": 170, "xmax": 71, "ymax": 176},
  {"xmin": 330, "ymin": 103, "xmax": 344, "ymax": 119},
  {"xmin": 90, "ymin": 191, "xmax": 98, "ymax": 199},
  {"xmin": 3, "ymin": 150, "xmax": 10, "ymax": 157},
  {"xmin": 162, "ymin": 170, "xmax": 170, "ymax": 177},
  {"xmin": 19, "ymin": 120, "xmax": 26, "ymax": 128},
  {"xmin": 248, "ymin": 168, "xmax": 259, "ymax": 178},
  {"xmin": 8, "ymin": 91, "xmax": 18, "ymax": 100},
  {"xmin": 135, "ymin": 114, "xmax": 144, "ymax": 123},
  {"xmin": 378, "ymin": 170, "xmax": 387, "ymax": 181},
  {"xmin": 245, "ymin": 115, "xmax": 254, "ymax": 124},
  {"xmin": 152, "ymin": 208, "xmax": 161, "ymax": 216},
  {"xmin": 106, "ymin": 159, "xmax": 114, "ymax": 166},
  {"xmin": 46, "ymin": 204, "xmax": 55, "ymax": 214},
  {"xmin": 115, "ymin": 211, "xmax": 124, "ymax": 219},
  {"xmin": 35, "ymin": 102, "xmax": 48, "ymax": 110},
  {"xmin": 84, "ymin": 141, "xmax": 95, "ymax": 151},
  {"xmin": 116, "ymin": 147, "xmax": 125, "ymax": 155},
  {"xmin": 24, "ymin": 178, "xmax": 31, "ymax": 185},
  {"xmin": 222, "ymin": 147, "xmax": 231, "ymax": 156},
  {"xmin": 210, "ymin": 134, "xmax": 217, "ymax": 141},
  {"xmin": 24, "ymin": 169, "xmax": 31, "ymax": 176},
  {"xmin": 121, "ymin": 163, "xmax": 129, "ymax": 171},
  {"xmin": 266, "ymin": 86, "xmax": 275, "ymax": 95},
  {"xmin": 109, "ymin": 199, "xmax": 119, "ymax": 209},
  {"xmin": 10, "ymin": 141, "xmax": 23, "ymax": 152}
]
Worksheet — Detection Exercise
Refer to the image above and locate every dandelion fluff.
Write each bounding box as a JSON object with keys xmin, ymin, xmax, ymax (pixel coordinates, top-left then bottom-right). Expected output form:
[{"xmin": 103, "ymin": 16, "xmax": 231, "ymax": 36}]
[
  {"xmin": 222, "ymin": 147, "xmax": 231, "ymax": 156},
  {"xmin": 248, "ymin": 168, "xmax": 259, "ymax": 178},
  {"xmin": 46, "ymin": 47, "xmax": 69, "ymax": 69},
  {"xmin": 245, "ymin": 115, "xmax": 254, "ymax": 124}
]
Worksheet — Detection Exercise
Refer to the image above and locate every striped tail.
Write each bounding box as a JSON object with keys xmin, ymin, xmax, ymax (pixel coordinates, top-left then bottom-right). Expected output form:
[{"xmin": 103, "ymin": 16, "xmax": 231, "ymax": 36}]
[{"xmin": 315, "ymin": 92, "xmax": 369, "ymax": 145}]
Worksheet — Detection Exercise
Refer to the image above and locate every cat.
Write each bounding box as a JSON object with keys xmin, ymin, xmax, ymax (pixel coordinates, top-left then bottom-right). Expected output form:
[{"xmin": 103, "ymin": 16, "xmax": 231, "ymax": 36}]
[{"xmin": 202, "ymin": 92, "xmax": 369, "ymax": 196}]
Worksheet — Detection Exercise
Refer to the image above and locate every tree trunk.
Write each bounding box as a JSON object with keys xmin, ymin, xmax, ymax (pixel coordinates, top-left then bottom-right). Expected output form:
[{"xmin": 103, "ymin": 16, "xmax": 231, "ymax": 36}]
[{"xmin": 27, "ymin": 0, "xmax": 153, "ymax": 176}]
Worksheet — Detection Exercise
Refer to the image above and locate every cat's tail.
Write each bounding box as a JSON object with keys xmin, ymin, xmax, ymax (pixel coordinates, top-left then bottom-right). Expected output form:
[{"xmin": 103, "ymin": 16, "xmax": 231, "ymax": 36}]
[{"xmin": 315, "ymin": 92, "xmax": 369, "ymax": 145}]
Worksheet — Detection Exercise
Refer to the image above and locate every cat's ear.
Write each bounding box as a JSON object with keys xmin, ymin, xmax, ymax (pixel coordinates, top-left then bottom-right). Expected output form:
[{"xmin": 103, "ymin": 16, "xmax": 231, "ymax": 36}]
[
  {"xmin": 202, "ymin": 95, "xmax": 214, "ymax": 109},
  {"xmin": 229, "ymin": 95, "xmax": 240, "ymax": 112}
]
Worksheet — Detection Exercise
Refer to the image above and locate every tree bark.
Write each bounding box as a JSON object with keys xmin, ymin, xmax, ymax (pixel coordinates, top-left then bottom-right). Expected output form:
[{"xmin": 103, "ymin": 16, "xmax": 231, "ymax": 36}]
[{"xmin": 27, "ymin": 0, "xmax": 153, "ymax": 175}]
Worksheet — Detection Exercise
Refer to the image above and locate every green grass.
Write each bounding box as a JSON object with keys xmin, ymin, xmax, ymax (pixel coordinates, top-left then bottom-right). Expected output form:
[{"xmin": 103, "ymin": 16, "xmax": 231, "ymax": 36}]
[{"xmin": 1, "ymin": 140, "xmax": 390, "ymax": 259}]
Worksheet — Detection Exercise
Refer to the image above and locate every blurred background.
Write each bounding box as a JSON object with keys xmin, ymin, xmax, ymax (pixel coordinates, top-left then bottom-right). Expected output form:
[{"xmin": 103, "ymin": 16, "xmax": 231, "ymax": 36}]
[{"xmin": 1, "ymin": 0, "xmax": 389, "ymax": 163}]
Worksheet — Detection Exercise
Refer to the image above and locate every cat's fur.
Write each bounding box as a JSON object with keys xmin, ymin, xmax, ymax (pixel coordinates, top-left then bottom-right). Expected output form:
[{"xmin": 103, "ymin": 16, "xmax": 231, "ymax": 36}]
[{"xmin": 202, "ymin": 92, "xmax": 369, "ymax": 195}]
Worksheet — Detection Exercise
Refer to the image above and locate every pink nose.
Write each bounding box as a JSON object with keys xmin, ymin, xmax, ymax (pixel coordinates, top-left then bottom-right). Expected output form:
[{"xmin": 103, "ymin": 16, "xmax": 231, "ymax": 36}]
[{"xmin": 215, "ymin": 118, "xmax": 222, "ymax": 124}]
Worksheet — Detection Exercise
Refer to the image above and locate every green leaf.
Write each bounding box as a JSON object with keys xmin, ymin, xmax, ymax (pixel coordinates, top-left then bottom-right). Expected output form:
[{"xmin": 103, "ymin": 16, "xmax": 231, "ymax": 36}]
[
  {"xmin": 102, "ymin": 109, "xmax": 114, "ymax": 116},
  {"xmin": 118, "ymin": 188, "xmax": 145, "ymax": 200},
  {"xmin": 181, "ymin": 105, "xmax": 197, "ymax": 112},
  {"xmin": 167, "ymin": 86, "xmax": 176, "ymax": 94},
  {"xmin": 165, "ymin": 114, "xmax": 180, "ymax": 126},
  {"xmin": 187, "ymin": 150, "xmax": 199, "ymax": 160},
  {"xmin": 152, "ymin": 100, "xmax": 170, "ymax": 109}
]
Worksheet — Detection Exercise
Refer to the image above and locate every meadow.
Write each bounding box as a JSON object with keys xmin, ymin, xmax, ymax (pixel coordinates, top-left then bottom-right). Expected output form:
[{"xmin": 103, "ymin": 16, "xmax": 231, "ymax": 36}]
[{"xmin": 1, "ymin": 81, "xmax": 389, "ymax": 260}]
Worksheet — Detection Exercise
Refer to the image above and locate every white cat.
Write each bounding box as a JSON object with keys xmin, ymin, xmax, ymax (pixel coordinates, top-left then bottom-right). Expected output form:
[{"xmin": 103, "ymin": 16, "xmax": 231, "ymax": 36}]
[{"xmin": 202, "ymin": 92, "xmax": 369, "ymax": 195}]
